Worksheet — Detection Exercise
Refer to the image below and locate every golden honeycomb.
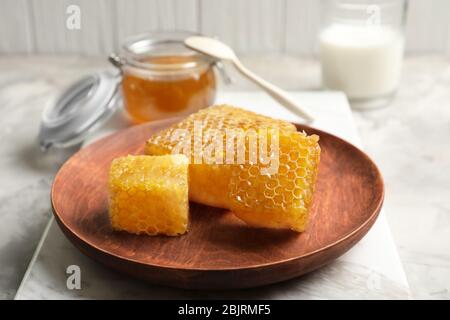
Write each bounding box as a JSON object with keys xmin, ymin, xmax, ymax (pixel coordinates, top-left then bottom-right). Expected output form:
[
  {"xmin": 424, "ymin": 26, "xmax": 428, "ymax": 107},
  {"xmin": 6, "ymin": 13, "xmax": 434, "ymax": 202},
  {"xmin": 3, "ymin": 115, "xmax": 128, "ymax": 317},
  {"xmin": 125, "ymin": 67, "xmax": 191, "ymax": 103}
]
[
  {"xmin": 145, "ymin": 105, "xmax": 297, "ymax": 208},
  {"xmin": 145, "ymin": 105, "xmax": 320, "ymax": 232},
  {"xmin": 229, "ymin": 131, "xmax": 320, "ymax": 232},
  {"xmin": 146, "ymin": 105, "xmax": 296, "ymax": 155},
  {"xmin": 108, "ymin": 154, "xmax": 189, "ymax": 236}
]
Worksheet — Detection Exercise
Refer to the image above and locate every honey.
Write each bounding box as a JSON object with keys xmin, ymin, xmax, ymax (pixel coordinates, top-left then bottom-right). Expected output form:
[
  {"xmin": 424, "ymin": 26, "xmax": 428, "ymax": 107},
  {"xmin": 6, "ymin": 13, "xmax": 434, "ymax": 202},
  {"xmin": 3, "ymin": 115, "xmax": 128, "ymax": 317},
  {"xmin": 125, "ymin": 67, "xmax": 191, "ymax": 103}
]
[
  {"xmin": 108, "ymin": 154, "xmax": 189, "ymax": 236},
  {"xmin": 122, "ymin": 55, "xmax": 216, "ymax": 123},
  {"xmin": 145, "ymin": 105, "xmax": 320, "ymax": 232},
  {"xmin": 117, "ymin": 31, "xmax": 217, "ymax": 124}
]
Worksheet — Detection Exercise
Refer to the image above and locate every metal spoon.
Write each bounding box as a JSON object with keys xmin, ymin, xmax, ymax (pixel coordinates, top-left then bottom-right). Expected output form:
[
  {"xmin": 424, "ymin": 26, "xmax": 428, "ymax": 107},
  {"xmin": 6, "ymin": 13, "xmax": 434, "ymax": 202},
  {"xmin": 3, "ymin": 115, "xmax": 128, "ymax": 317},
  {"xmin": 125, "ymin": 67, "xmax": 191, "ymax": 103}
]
[{"xmin": 185, "ymin": 36, "xmax": 314, "ymax": 122}]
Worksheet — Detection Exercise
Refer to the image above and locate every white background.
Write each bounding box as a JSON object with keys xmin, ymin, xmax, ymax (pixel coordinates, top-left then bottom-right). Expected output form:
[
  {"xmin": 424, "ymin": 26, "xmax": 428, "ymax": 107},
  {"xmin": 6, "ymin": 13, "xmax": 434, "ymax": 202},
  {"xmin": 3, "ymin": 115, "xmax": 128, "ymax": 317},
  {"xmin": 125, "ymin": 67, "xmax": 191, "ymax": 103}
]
[{"xmin": 1, "ymin": 0, "xmax": 449, "ymax": 55}]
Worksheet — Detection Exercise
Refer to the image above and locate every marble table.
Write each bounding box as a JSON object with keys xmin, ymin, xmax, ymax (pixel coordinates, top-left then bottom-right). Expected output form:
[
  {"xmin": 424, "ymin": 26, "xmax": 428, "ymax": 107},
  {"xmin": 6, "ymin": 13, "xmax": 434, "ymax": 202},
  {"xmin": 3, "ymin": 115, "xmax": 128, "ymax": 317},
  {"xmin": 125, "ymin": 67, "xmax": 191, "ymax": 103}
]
[
  {"xmin": 1, "ymin": 55, "xmax": 449, "ymax": 299},
  {"xmin": 14, "ymin": 91, "xmax": 409, "ymax": 299}
]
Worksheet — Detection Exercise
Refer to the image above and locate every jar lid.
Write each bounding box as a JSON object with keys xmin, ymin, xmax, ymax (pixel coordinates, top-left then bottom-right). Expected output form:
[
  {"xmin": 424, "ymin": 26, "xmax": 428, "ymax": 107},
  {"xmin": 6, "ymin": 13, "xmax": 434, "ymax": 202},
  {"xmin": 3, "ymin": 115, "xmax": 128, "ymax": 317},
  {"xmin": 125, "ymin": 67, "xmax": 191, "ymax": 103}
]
[{"xmin": 38, "ymin": 71, "xmax": 121, "ymax": 151}]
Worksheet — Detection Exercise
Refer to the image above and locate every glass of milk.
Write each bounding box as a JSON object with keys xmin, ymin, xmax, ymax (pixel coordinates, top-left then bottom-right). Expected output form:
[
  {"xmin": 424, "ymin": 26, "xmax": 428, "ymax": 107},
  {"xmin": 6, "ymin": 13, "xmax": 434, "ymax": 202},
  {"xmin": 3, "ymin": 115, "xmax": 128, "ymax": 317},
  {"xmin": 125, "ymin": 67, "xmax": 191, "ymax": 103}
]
[{"xmin": 319, "ymin": 0, "xmax": 407, "ymax": 109}]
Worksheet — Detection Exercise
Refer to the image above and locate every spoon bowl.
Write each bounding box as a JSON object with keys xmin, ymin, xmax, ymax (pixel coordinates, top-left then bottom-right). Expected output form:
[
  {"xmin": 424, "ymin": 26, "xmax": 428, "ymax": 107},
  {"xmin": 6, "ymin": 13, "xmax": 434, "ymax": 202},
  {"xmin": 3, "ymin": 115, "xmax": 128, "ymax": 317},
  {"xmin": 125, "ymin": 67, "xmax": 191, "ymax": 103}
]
[
  {"xmin": 184, "ymin": 36, "xmax": 315, "ymax": 122},
  {"xmin": 185, "ymin": 36, "xmax": 237, "ymax": 61}
]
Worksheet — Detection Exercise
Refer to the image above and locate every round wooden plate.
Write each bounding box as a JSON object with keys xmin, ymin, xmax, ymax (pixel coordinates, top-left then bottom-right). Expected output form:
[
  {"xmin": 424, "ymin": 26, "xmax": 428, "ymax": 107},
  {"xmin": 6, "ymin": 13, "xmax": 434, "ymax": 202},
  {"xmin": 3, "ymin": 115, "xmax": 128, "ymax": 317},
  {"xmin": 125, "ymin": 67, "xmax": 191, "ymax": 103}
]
[{"xmin": 51, "ymin": 118, "xmax": 384, "ymax": 290}]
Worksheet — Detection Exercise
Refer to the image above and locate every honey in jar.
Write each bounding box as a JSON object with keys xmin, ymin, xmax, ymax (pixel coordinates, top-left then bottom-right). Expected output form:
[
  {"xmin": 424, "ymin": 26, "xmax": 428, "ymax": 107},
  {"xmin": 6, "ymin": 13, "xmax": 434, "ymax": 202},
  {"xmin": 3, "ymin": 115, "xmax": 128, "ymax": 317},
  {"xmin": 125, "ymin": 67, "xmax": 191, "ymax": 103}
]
[{"xmin": 118, "ymin": 32, "xmax": 217, "ymax": 123}]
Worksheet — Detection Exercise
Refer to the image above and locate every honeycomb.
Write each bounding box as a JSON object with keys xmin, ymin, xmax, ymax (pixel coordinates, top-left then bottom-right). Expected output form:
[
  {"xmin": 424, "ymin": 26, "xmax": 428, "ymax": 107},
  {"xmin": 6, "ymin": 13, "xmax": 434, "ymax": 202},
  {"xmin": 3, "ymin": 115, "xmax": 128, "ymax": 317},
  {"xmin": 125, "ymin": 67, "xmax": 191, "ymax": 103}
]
[
  {"xmin": 145, "ymin": 105, "xmax": 320, "ymax": 232},
  {"xmin": 229, "ymin": 131, "xmax": 320, "ymax": 232},
  {"xmin": 108, "ymin": 154, "xmax": 189, "ymax": 236},
  {"xmin": 145, "ymin": 105, "xmax": 297, "ymax": 208}
]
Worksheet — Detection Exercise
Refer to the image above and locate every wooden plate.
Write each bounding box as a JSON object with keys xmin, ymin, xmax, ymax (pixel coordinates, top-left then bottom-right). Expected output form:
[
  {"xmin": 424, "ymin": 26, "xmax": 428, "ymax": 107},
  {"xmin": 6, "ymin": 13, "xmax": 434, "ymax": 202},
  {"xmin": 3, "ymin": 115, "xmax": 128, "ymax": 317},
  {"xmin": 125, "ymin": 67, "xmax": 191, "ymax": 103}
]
[{"xmin": 51, "ymin": 119, "xmax": 384, "ymax": 290}]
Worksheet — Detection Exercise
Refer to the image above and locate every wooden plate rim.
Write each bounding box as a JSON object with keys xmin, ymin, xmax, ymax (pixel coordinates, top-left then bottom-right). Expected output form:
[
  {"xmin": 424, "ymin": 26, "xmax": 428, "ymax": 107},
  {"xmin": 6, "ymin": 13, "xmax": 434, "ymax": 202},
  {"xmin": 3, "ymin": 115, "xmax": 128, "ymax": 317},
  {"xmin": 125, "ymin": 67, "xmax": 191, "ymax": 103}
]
[{"xmin": 51, "ymin": 119, "xmax": 384, "ymax": 272}]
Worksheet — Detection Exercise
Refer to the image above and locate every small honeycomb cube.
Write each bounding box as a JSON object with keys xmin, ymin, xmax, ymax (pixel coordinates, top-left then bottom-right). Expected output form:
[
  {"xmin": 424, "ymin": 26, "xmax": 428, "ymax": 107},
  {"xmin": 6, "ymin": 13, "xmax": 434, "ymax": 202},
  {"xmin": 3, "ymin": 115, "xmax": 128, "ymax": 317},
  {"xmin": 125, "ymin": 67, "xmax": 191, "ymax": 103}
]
[{"xmin": 108, "ymin": 154, "xmax": 189, "ymax": 236}]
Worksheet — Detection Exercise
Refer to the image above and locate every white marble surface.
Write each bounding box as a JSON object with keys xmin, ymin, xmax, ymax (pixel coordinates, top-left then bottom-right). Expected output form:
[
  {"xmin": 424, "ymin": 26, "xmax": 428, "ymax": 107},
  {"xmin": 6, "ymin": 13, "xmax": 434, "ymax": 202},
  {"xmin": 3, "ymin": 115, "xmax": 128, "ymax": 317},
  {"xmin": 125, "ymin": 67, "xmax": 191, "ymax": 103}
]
[
  {"xmin": 15, "ymin": 218, "xmax": 409, "ymax": 300},
  {"xmin": 0, "ymin": 54, "xmax": 449, "ymax": 299},
  {"xmin": 15, "ymin": 91, "xmax": 409, "ymax": 299}
]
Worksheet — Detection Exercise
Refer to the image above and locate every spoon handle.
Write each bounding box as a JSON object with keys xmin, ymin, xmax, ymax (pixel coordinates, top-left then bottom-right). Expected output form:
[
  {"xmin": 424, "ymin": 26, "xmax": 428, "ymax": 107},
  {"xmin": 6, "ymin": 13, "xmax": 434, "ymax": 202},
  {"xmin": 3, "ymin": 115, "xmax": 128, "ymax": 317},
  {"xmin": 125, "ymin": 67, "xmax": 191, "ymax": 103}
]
[{"xmin": 232, "ymin": 59, "xmax": 314, "ymax": 122}]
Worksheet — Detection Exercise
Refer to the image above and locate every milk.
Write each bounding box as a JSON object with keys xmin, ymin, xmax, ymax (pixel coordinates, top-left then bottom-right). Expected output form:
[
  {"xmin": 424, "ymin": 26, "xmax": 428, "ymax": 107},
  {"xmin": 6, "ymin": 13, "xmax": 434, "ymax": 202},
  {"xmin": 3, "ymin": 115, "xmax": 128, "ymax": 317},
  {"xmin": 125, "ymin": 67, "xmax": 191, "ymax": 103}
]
[{"xmin": 319, "ymin": 24, "xmax": 404, "ymax": 101}]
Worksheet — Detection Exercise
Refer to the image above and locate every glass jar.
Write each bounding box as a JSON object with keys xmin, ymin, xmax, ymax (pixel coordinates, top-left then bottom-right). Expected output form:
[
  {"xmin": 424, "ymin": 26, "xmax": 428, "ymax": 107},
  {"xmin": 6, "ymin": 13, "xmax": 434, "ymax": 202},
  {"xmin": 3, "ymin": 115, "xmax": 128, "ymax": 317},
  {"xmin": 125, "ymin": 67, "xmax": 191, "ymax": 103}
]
[
  {"xmin": 319, "ymin": 0, "xmax": 408, "ymax": 109},
  {"xmin": 112, "ymin": 31, "xmax": 217, "ymax": 123}
]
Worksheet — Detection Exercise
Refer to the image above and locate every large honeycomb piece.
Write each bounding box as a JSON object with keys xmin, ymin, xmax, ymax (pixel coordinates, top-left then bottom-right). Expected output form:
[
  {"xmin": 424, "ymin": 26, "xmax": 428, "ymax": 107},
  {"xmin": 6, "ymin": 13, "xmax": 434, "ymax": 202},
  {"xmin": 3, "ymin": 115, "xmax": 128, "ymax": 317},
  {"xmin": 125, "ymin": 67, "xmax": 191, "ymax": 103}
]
[
  {"xmin": 146, "ymin": 105, "xmax": 296, "ymax": 157},
  {"xmin": 145, "ymin": 105, "xmax": 297, "ymax": 208},
  {"xmin": 108, "ymin": 154, "xmax": 189, "ymax": 236},
  {"xmin": 145, "ymin": 105, "xmax": 320, "ymax": 232},
  {"xmin": 229, "ymin": 131, "xmax": 320, "ymax": 232}
]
